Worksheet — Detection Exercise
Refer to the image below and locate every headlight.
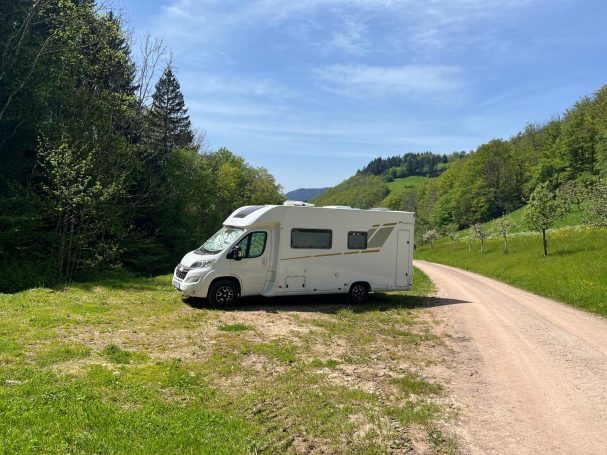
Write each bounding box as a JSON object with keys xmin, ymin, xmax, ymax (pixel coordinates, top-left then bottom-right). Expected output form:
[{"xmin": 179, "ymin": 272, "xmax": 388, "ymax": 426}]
[{"xmin": 190, "ymin": 259, "xmax": 216, "ymax": 269}]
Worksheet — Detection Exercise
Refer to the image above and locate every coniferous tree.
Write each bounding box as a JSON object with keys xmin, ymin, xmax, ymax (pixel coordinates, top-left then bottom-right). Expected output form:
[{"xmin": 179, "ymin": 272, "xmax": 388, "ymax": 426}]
[{"xmin": 146, "ymin": 67, "xmax": 194, "ymax": 161}]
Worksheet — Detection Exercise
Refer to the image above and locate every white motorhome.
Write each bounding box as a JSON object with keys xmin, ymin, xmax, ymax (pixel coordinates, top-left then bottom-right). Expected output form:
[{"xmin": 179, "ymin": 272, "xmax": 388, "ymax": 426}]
[{"xmin": 172, "ymin": 201, "xmax": 414, "ymax": 305}]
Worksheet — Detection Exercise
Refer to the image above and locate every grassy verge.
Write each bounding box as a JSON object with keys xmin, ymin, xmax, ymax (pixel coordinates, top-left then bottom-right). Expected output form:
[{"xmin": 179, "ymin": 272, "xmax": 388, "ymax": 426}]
[
  {"xmin": 0, "ymin": 268, "xmax": 456, "ymax": 453},
  {"xmin": 416, "ymin": 227, "xmax": 607, "ymax": 316}
]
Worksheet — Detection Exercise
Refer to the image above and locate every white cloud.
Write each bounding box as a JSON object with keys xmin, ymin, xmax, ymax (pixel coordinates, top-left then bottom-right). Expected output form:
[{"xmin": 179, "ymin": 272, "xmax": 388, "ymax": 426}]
[
  {"xmin": 182, "ymin": 73, "xmax": 293, "ymax": 99},
  {"xmin": 154, "ymin": 0, "xmax": 537, "ymax": 51},
  {"xmin": 314, "ymin": 64, "xmax": 463, "ymax": 97},
  {"xmin": 328, "ymin": 17, "xmax": 371, "ymax": 55}
]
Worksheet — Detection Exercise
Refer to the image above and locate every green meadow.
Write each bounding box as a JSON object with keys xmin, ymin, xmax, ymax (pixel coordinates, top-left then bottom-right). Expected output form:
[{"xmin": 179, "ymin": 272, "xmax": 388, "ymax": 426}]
[
  {"xmin": 386, "ymin": 176, "xmax": 430, "ymax": 192},
  {"xmin": 416, "ymin": 227, "xmax": 607, "ymax": 317},
  {"xmin": 0, "ymin": 269, "xmax": 456, "ymax": 454}
]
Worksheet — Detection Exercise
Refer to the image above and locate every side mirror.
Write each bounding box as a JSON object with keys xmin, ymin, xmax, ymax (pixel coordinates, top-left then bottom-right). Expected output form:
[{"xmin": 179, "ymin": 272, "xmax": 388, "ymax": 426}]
[{"xmin": 228, "ymin": 246, "xmax": 243, "ymax": 261}]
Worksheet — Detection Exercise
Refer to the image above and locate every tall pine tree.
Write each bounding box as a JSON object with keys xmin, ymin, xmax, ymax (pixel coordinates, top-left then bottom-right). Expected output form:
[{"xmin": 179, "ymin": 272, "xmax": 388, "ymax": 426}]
[{"xmin": 146, "ymin": 67, "xmax": 194, "ymax": 161}]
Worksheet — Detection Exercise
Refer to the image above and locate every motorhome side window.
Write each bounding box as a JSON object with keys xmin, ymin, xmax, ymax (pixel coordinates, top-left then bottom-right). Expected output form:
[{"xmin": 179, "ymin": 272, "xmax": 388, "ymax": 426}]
[
  {"xmin": 348, "ymin": 231, "xmax": 367, "ymax": 249},
  {"xmin": 236, "ymin": 232, "xmax": 267, "ymax": 258},
  {"xmin": 291, "ymin": 229, "xmax": 332, "ymax": 249}
]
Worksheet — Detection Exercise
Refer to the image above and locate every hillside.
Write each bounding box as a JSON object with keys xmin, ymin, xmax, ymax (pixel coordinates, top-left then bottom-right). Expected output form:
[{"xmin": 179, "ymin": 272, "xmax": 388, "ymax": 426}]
[
  {"xmin": 285, "ymin": 187, "xmax": 329, "ymax": 201},
  {"xmin": 413, "ymin": 86, "xmax": 607, "ymax": 232},
  {"xmin": 311, "ymin": 152, "xmax": 450, "ymax": 209},
  {"xmin": 315, "ymin": 84, "xmax": 607, "ymax": 240},
  {"xmin": 311, "ymin": 174, "xmax": 389, "ymax": 208}
]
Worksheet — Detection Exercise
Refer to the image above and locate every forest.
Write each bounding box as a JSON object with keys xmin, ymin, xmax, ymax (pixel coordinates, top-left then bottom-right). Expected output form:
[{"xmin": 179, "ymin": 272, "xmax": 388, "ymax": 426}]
[
  {"xmin": 415, "ymin": 87, "xmax": 607, "ymax": 232},
  {"xmin": 358, "ymin": 151, "xmax": 465, "ymax": 179},
  {"xmin": 0, "ymin": 1, "xmax": 284, "ymax": 292}
]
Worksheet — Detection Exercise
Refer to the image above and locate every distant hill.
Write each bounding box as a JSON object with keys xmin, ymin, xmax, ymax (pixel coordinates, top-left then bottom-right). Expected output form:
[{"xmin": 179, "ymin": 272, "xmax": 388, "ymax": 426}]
[
  {"xmin": 285, "ymin": 187, "xmax": 329, "ymax": 201},
  {"xmin": 310, "ymin": 152, "xmax": 456, "ymax": 209},
  {"xmin": 311, "ymin": 175, "xmax": 388, "ymax": 209}
]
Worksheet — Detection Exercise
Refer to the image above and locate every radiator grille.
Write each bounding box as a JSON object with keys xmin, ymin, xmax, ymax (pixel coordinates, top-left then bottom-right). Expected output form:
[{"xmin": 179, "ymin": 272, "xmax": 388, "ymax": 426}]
[{"xmin": 175, "ymin": 265, "xmax": 189, "ymax": 280}]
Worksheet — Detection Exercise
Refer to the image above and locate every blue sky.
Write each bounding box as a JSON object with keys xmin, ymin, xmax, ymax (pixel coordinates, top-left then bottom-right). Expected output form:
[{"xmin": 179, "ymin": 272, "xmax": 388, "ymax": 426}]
[{"xmin": 124, "ymin": 0, "xmax": 607, "ymax": 192}]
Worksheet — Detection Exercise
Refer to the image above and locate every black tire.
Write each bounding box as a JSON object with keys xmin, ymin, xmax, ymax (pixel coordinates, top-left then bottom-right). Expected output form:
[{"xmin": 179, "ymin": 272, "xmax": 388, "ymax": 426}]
[
  {"xmin": 347, "ymin": 283, "xmax": 369, "ymax": 305},
  {"xmin": 208, "ymin": 279, "xmax": 239, "ymax": 306}
]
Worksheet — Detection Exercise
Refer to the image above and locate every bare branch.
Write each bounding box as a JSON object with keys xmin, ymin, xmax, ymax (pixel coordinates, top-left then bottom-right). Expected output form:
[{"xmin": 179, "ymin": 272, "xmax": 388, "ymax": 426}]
[{"xmin": 136, "ymin": 33, "xmax": 169, "ymax": 109}]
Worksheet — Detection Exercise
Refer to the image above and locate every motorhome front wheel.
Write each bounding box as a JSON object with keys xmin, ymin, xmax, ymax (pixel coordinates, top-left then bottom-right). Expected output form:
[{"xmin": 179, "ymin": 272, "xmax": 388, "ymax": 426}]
[{"xmin": 209, "ymin": 280, "xmax": 239, "ymax": 305}]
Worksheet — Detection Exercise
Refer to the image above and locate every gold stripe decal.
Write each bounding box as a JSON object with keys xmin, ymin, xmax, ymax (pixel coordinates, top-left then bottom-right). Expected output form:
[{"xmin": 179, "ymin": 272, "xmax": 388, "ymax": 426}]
[
  {"xmin": 280, "ymin": 256, "xmax": 311, "ymax": 261},
  {"xmin": 313, "ymin": 253, "xmax": 342, "ymax": 257},
  {"xmin": 361, "ymin": 249, "xmax": 380, "ymax": 254}
]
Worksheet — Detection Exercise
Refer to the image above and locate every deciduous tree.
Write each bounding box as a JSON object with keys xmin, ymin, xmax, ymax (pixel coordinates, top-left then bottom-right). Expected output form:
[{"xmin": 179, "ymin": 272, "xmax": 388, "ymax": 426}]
[{"xmin": 524, "ymin": 183, "xmax": 566, "ymax": 256}]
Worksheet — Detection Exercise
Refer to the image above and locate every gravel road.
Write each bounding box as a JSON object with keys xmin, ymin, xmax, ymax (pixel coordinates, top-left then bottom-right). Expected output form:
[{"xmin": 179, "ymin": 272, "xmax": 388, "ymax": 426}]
[{"xmin": 414, "ymin": 260, "xmax": 607, "ymax": 455}]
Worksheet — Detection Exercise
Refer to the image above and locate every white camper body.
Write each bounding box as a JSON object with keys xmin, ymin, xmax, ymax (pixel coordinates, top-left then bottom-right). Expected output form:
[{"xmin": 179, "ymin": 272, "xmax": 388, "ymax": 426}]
[{"xmin": 172, "ymin": 202, "xmax": 414, "ymax": 304}]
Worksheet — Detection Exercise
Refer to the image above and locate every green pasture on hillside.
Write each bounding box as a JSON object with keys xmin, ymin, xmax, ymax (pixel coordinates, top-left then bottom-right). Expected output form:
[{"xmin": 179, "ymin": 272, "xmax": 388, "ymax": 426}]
[
  {"xmin": 387, "ymin": 176, "xmax": 430, "ymax": 191},
  {"xmin": 481, "ymin": 205, "xmax": 583, "ymax": 234}
]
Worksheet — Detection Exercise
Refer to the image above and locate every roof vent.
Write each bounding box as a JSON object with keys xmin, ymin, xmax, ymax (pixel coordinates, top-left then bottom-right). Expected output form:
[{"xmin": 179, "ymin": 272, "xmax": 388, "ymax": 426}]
[
  {"xmin": 322, "ymin": 205, "xmax": 352, "ymax": 209},
  {"xmin": 283, "ymin": 200, "xmax": 315, "ymax": 207},
  {"xmin": 370, "ymin": 207, "xmax": 390, "ymax": 211}
]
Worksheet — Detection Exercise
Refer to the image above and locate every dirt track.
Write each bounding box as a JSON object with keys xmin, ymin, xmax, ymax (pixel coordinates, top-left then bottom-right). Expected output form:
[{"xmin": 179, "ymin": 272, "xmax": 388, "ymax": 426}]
[{"xmin": 414, "ymin": 260, "xmax": 607, "ymax": 455}]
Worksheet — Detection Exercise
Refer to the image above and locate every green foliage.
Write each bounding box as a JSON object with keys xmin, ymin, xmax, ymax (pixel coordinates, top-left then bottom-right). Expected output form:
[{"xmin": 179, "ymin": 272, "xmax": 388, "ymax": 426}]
[
  {"xmin": 442, "ymin": 223, "xmax": 459, "ymax": 242},
  {"xmin": 0, "ymin": 1, "xmax": 285, "ymax": 290},
  {"xmin": 311, "ymin": 174, "xmax": 389, "ymax": 208},
  {"xmin": 146, "ymin": 67, "xmax": 195, "ymax": 158},
  {"xmin": 359, "ymin": 151, "xmax": 460, "ymax": 178},
  {"xmin": 380, "ymin": 176, "xmax": 429, "ymax": 211},
  {"xmin": 381, "ymin": 186, "xmax": 417, "ymax": 211},
  {"xmin": 412, "ymin": 86, "xmax": 607, "ymax": 235},
  {"xmin": 524, "ymin": 183, "xmax": 566, "ymax": 255},
  {"xmin": 580, "ymin": 178, "xmax": 607, "ymax": 226},
  {"xmin": 491, "ymin": 215, "xmax": 516, "ymax": 253},
  {"xmin": 471, "ymin": 222, "xmax": 490, "ymax": 253}
]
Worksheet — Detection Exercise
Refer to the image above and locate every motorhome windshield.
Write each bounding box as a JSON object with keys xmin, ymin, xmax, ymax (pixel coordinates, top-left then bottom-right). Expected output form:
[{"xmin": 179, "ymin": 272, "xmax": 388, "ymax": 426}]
[{"xmin": 196, "ymin": 226, "xmax": 244, "ymax": 254}]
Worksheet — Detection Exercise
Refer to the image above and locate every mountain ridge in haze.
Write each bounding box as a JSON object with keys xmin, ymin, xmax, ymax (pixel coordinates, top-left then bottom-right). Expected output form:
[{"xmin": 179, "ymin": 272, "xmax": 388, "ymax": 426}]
[{"xmin": 285, "ymin": 187, "xmax": 329, "ymax": 202}]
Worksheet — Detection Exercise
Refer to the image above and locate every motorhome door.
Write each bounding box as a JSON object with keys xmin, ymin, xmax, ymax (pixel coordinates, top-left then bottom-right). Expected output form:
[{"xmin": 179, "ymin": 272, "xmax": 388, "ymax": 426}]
[
  {"xmin": 230, "ymin": 231, "xmax": 271, "ymax": 296},
  {"xmin": 395, "ymin": 230, "xmax": 411, "ymax": 287}
]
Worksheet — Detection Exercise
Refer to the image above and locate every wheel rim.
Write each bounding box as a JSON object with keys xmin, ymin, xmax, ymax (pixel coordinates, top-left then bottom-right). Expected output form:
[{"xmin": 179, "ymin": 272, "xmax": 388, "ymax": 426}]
[
  {"xmin": 351, "ymin": 285, "xmax": 367, "ymax": 303},
  {"xmin": 215, "ymin": 285, "xmax": 235, "ymax": 304}
]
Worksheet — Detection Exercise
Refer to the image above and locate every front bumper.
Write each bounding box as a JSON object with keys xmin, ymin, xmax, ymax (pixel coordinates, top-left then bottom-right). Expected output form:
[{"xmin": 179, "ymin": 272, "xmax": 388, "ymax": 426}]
[{"xmin": 173, "ymin": 264, "xmax": 207, "ymax": 296}]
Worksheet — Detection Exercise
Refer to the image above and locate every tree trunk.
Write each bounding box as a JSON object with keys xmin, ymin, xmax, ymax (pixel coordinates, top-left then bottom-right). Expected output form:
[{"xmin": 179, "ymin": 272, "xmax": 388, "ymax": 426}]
[
  {"xmin": 480, "ymin": 239, "xmax": 484, "ymax": 253},
  {"xmin": 503, "ymin": 235, "xmax": 508, "ymax": 254},
  {"xmin": 542, "ymin": 229, "xmax": 548, "ymax": 256}
]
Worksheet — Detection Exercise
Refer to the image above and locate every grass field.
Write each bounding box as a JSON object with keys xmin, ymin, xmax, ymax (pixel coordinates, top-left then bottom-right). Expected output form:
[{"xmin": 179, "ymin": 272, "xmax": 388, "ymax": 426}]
[
  {"xmin": 0, "ymin": 268, "xmax": 457, "ymax": 454},
  {"xmin": 386, "ymin": 176, "xmax": 430, "ymax": 192},
  {"xmin": 481, "ymin": 205, "xmax": 582, "ymax": 233},
  {"xmin": 416, "ymin": 227, "xmax": 607, "ymax": 317}
]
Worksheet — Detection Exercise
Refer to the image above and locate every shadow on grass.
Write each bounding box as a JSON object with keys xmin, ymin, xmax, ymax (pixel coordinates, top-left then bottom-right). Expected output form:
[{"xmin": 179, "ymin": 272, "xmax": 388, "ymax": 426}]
[
  {"xmin": 68, "ymin": 272, "xmax": 171, "ymax": 293},
  {"xmin": 183, "ymin": 293, "xmax": 469, "ymax": 314}
]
